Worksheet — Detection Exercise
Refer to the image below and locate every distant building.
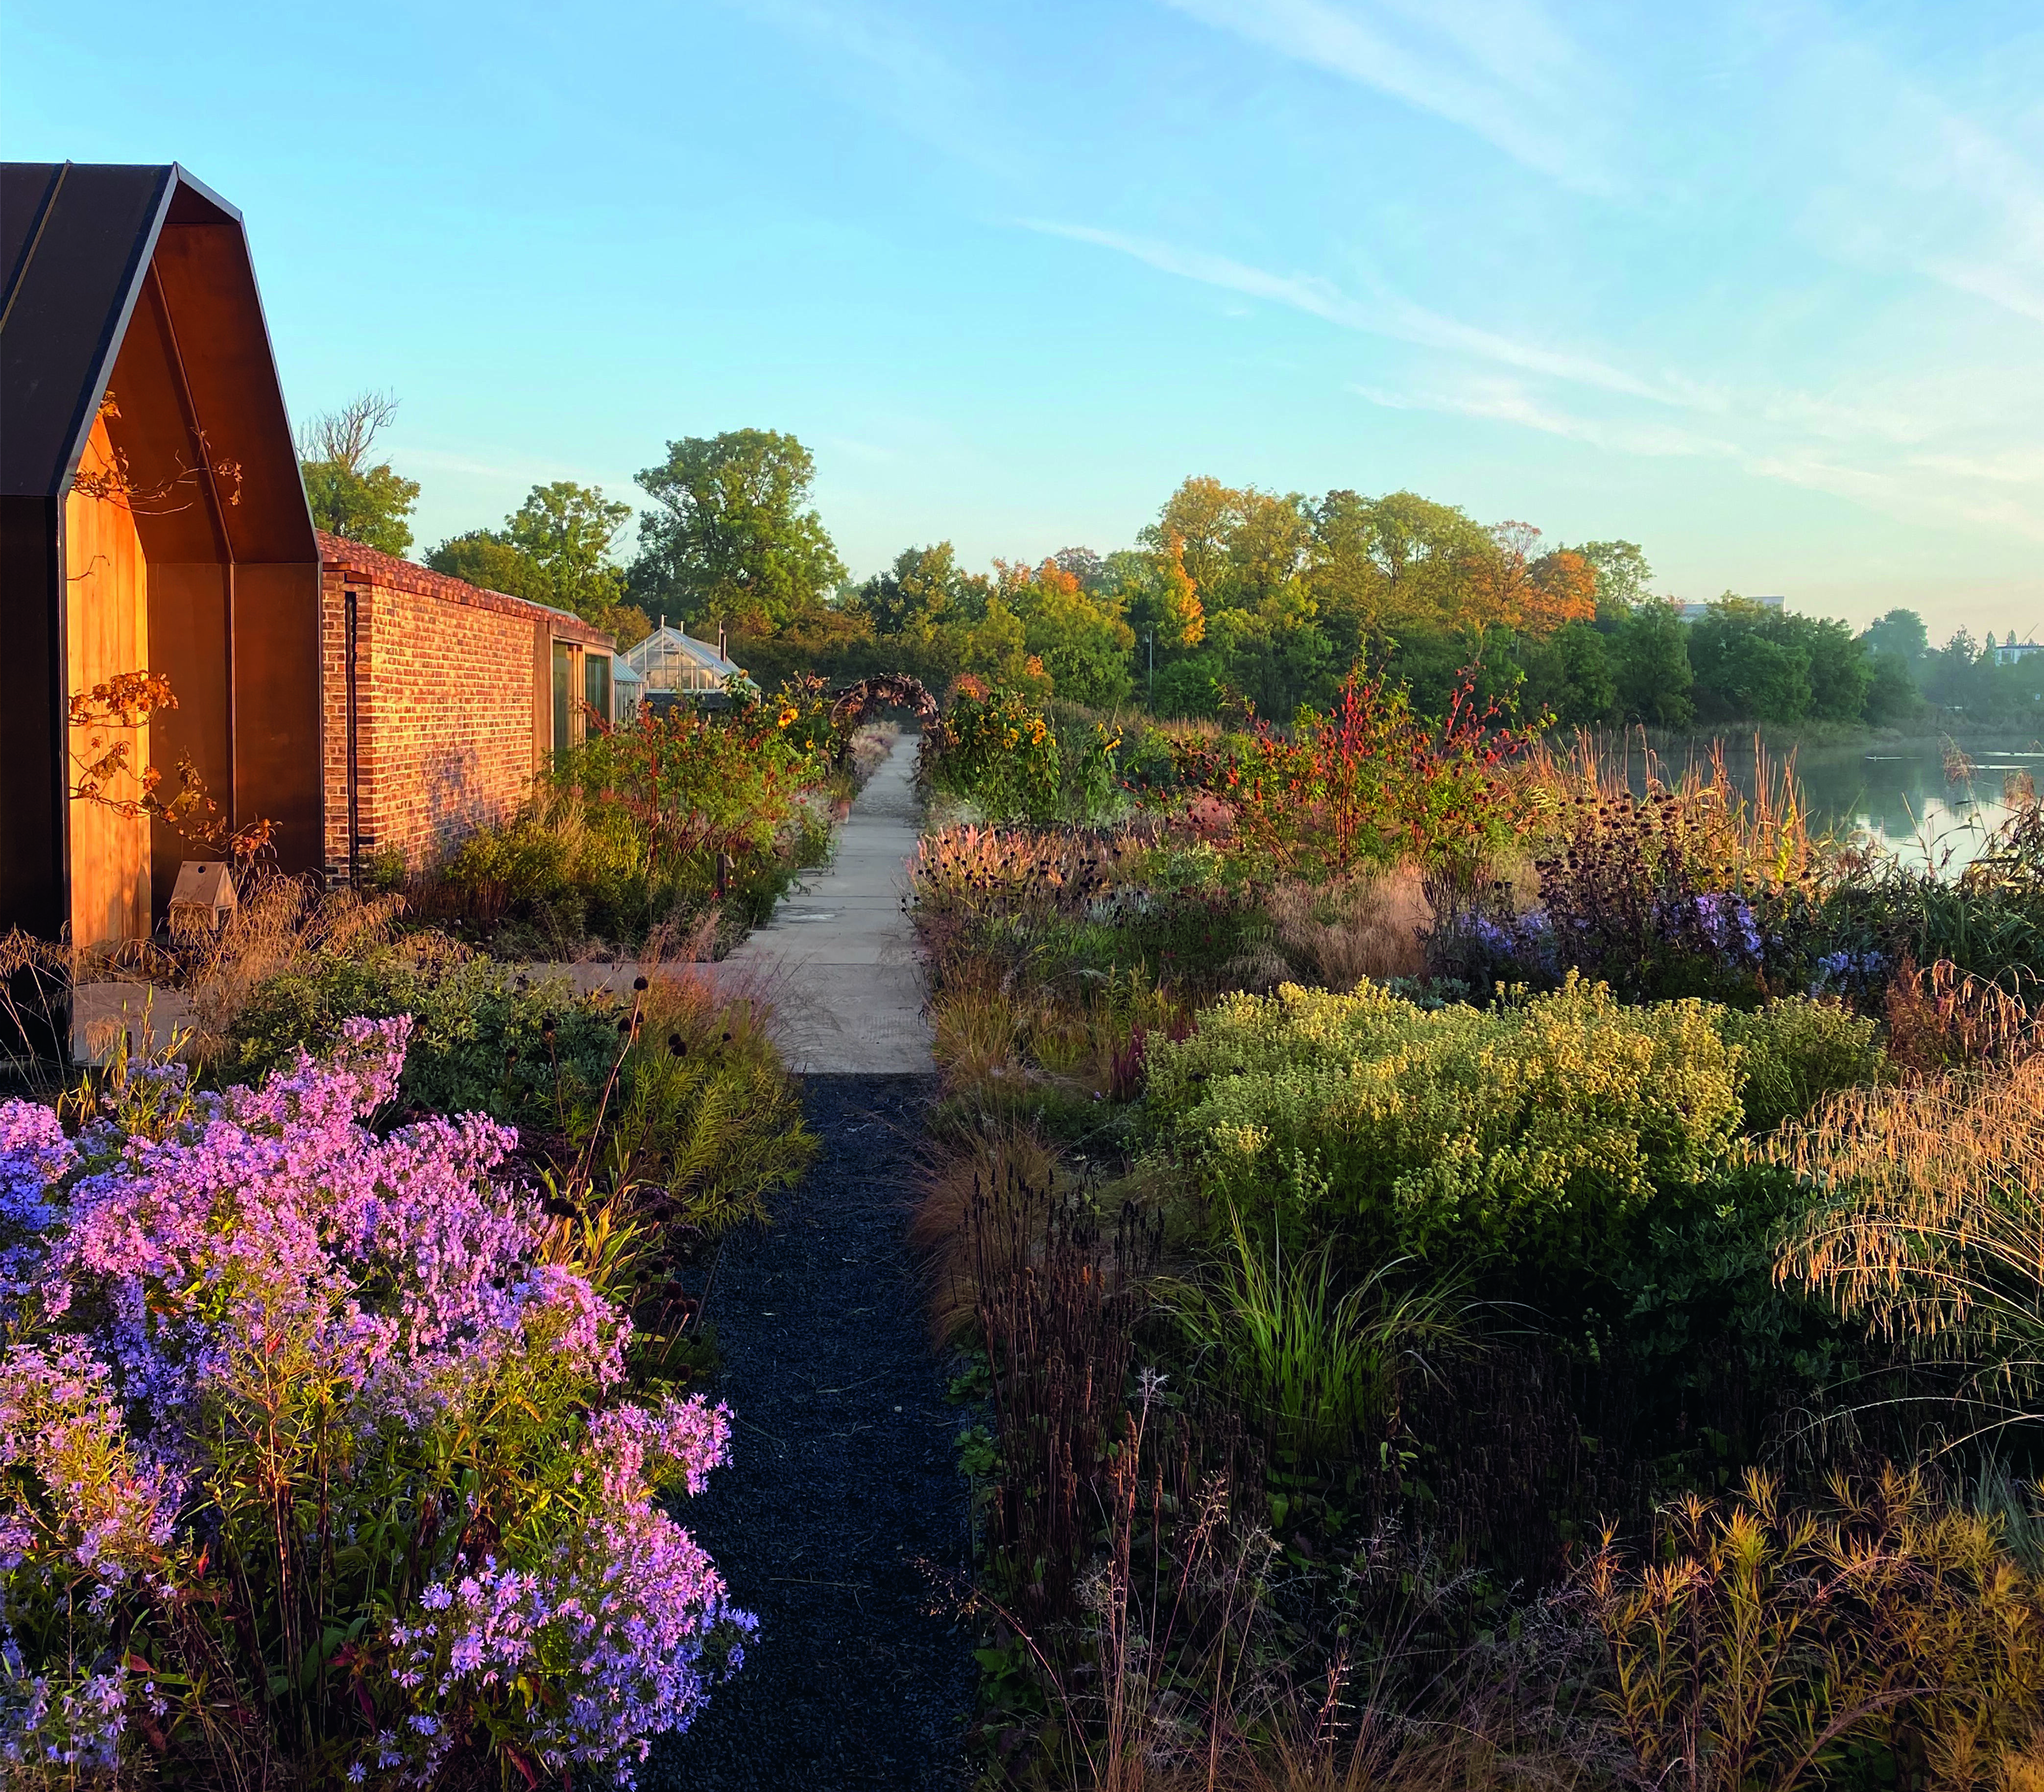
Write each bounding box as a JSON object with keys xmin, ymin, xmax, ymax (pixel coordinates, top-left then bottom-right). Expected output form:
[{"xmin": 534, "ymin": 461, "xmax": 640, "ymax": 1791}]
[
  {"xmin": 1671, "ymin": 594, "xmax": 1786, "ymax": 623},
  {"xmin": 624, "ymin": 621, "xmax": 743, "ymax": 702},
  {"xmin": 1991, "ymin": 638, "xmax": 2044, "ymax": 667}
]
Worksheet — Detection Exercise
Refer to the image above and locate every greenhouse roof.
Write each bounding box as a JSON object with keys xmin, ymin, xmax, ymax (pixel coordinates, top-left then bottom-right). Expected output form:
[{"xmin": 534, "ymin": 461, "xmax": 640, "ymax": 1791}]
[{"xmin": 623, "ymin": 624, "xmax": 741, "ymax": 686}]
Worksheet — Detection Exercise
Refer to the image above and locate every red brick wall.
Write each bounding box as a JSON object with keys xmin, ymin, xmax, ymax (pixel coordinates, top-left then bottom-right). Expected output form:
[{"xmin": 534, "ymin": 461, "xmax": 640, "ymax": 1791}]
[{"xmin": 318, "ymin": 534, "xmax": 613, "ymax": 877}]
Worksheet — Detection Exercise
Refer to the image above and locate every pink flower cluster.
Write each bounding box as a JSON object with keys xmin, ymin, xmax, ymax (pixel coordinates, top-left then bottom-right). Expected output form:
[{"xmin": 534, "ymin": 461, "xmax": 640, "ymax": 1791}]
[
  {"xmin": 32, "ymin": 1017, "xmax": 625, "ymax": 1434},
  {"xmin": 379, "ymin": 1391, "xmax": 747, "ymax": 1783},
  {"xmin": 0, "ymin": 1019, "xmax": 749, "ymax": 1781}
]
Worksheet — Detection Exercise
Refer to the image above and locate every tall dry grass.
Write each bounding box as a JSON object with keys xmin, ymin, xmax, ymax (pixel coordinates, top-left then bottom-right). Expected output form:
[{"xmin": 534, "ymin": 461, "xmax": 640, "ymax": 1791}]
[
  {"xmin": 910, "ymin": 1119, "xmax": 1063, "ymax": 1343},
  {"xmin": 177, "ymin": 872, "xmax": 408, "ymax": 1056},
  {"xmin": 1521, "ymin": 731, "xmax": 1825, "ymax": 889},
  {"xmin": 1266, "ymin": 868, "xmax": 1431, "ymax": 989},
  {"xmin": 1775, "ymin": 1052, "xmax": 2044, "ymax": 1436}
]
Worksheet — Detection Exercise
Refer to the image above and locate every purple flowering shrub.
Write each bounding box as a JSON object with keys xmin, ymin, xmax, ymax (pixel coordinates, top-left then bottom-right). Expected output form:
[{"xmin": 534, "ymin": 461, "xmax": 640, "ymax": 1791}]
[
  {"xmin": 1428, "ymin": 778, "xmax": 1827, "ymax": 1003},
  {"xmin": 0, "ymin": 1018, "xmax": 751, "ymax": 1785}
]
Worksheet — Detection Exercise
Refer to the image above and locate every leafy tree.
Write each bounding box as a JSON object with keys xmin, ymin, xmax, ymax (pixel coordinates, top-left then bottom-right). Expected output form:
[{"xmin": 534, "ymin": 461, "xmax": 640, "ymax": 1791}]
[
  {"xmin": 1142, "ymin": 477, "xmax": 1310, "ymax": 616},
  {"xmin": 428, "ymin": 482, "xmax": 650, "ymax": 646},
  {"xmin": 1611, "ymin": 601, "xmax": 1694, "ymax": 726},
  {"xmin": 1686, "ymin": 598, "xmax": 1872, "ymax": 724},
  {"xmin": 630, "ymin": 430, "xmax": 846, "ymax": 632},
  {"xmin": 1573, "ymin": 539, "xmax": 1654, "ymax": 614},
  {"xmin": 1469, "ymin": 523, "xmax": 1597, "ymax": 635},
  {"xmin": 1104, "ymin": 542, "xmax": 1205, "ymax": 661},
  {"xmin": 1860, "ymin": 608, "xmax": 1928, "ymax": 666},
  {"xmin": 997, "ymin": 558, "xmax": 1135, "ymax": 708},
  {"xmin": 1517, "ymin": 621, "xmax": 1618, "ymax": 727},
  {"xmin": 505, "ymin": 482, "xmax": 632, "ymax": 623},
  {"xmin": 298, "ymin": 390, "xmax": 419, "ymax": 556},
  {"xmin": 1862, "ymin": 650, "xmax": 1924, "ymax": 726},
  {"xmin": 1689, "ymin": 601, "xmax": 1813, "ymax": 722},
  {"xmin": 427, "ymin": 533, "xmax": 553, "ymax": 605},
  {"xmin": 854, "ymin": 542, "xmax": 987, "ymax": 641},
  {"xmin": 1309, "ymin": 489, "xmax": 1493, "ymax": 648}
]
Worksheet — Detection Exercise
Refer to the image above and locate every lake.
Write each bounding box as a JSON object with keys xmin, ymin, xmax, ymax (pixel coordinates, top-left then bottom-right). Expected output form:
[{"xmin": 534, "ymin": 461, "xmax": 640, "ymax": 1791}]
[{"xmin": 1683, "ymin": 735, "xmax": 2044, "ymax": 872}]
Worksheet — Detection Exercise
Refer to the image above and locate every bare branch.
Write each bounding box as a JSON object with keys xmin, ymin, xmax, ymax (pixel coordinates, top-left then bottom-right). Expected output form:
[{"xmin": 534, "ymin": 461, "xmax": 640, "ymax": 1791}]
[{"xmin": 296, "ymin": 390, "xmax": 401, "ymax": 470}]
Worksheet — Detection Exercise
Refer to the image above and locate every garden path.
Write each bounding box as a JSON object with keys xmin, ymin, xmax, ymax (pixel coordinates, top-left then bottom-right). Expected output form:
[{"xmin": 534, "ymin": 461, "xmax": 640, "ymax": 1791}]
[
  {"xmin": 710, "ymin": 730, "xmax": 934, "ymax": 1073},
  {"xmin": 645, "ymin": 1075, "xmax": 973, "ymax": 1790}
]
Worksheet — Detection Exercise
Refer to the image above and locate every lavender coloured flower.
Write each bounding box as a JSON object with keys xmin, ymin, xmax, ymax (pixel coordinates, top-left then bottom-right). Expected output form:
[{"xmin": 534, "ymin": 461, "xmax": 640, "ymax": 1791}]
[{"xmin": 1, "ymin": 1015, "xmax": 748, "ymax": 1782}]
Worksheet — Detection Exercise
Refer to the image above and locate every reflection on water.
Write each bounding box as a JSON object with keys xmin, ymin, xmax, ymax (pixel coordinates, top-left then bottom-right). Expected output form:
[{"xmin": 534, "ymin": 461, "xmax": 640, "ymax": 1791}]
[{"xmin": 1693, "ymin": 738, "xmax": 2044, "ymax": 872}]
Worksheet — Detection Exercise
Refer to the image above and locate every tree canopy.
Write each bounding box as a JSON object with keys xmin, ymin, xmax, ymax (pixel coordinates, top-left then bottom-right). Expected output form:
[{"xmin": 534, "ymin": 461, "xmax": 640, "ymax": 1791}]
[
  {"xmin": 312, "ymin": 407, "xmax": 1996, "ymax": 731},
  {"xmin": 298, "ymin": 391, "xmax": 419, "ymax": 556},
  {"xmin": 427, "ymin": 481, "xmax": 648, "ymax": 644},
  {"xmin": 630, "ymin": 430, "xmax": 846, "ymax": 633}
]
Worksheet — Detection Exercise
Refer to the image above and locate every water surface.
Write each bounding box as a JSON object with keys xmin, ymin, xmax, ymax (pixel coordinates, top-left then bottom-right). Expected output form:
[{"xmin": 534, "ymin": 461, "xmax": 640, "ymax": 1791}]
[{"xmin": 1695, "ymin": 736, "xmax": 2043, "ymax": 872}]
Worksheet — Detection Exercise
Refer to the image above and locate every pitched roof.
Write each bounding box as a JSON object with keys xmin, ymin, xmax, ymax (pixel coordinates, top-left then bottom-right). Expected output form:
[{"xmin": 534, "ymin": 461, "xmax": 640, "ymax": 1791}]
[
  {"xmin": 625, "ymin": 622, "xmax": 741, "ymax": 680},
  {"xmin": 1, "ymin": 163, "xmax": 310, "ymax": 557},
  {"xmin": 317, "ymin": 531, "xmax": 615, "ymax": 649}
]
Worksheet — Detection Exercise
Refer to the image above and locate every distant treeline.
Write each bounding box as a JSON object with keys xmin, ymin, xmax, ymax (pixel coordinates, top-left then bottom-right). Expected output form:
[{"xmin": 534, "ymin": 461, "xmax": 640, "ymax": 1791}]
[{"xmin": 299, "ymin": 400, "xmax": 2027, "ymax": 730}]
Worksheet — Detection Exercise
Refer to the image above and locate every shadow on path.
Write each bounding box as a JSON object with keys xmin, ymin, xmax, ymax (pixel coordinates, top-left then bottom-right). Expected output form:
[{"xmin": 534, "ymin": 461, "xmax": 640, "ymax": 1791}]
[{"xmin": 645, "ymin": 1075, "xmax": 973, "ymax": 1791}]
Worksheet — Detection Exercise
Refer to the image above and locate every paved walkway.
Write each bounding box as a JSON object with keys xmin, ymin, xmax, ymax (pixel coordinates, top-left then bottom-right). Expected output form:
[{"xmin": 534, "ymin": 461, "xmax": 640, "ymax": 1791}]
[
  {"xmin": 713, "ymin": 733, "xmax": 933, "ymax": 1074},
  {"xmin": 68, "ymin": 736, "xmax": 933, "ymax": 1074}
]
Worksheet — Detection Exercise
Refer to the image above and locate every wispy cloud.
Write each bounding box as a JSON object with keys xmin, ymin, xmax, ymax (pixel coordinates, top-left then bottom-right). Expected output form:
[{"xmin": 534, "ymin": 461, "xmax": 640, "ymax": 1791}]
[
  {"xmin": 1022, "ymin": 219, "xmax": 1702, "ymax": 405},
  {"xmin": 1781, "ymin": 23, "xmax": 2044, "ymax": 332},
  {"xmin": 1351, "ymin": 381, "xmax": 2044, "ymax": 546},
  {"xmin": 1158, "ymin": 0, "xmax": 1611, "ymax": 192},
  {"xmin": 1354, "ymin": 381, "xmax": 1737, "ymax": 460},
  {"xmin": 722, "ymin": 0, "xmax": 1017, "ymax": 179}
]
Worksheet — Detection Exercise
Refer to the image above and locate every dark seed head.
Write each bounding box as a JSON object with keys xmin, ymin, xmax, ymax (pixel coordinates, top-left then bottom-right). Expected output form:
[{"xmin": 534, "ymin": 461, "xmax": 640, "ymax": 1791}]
[
  {"xmin": 633, "ymin": 975, "xmax": 649, "ymax": 992},
  {"xmin": 618, "ymin": 1017, "xmax": 633, "ymax": 1035},
  {"xmin": 669, "ymin": 1033, "xmax": 686, "ymax": 1056},
  {"xmin": 721, "ymin": 1031, "xmax": 732, "ymax": 1043}
]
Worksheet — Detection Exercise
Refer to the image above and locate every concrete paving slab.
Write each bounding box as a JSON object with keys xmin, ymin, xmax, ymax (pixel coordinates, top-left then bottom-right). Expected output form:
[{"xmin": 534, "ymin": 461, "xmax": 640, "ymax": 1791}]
[{"xmin": 715, "ymin": 735, "xmax": 933, "ymax": 1074}]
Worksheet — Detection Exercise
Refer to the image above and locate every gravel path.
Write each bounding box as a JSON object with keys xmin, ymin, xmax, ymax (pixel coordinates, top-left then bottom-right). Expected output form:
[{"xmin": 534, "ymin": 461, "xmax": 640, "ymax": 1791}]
[{"xmin": 644, "ymin": 1074, "xmax": 974, "ymax": 1791}]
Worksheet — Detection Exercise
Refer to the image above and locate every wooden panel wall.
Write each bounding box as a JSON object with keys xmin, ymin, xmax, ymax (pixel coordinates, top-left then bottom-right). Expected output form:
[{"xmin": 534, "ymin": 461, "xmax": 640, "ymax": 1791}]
[{"xmin": 63, "ymin": 412, "xmax": 151, "ymax": 946}]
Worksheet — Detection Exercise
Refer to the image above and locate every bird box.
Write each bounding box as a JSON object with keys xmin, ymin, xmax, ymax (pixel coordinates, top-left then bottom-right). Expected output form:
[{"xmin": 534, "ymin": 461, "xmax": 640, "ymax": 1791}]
[{"xmin": 168, "ymin": 859, "xmax": 237, "ymax": 932}]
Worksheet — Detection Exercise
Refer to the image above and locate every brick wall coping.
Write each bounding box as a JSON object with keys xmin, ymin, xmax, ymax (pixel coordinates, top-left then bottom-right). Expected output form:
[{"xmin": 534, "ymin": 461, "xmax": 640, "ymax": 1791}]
[{"xmin": 317, "ymin": 531, "xmax": 615, "ymax": 649}]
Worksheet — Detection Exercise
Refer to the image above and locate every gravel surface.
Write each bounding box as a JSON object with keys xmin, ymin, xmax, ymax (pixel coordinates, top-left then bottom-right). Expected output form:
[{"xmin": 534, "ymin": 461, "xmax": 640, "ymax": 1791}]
[{"xmin": 643, "ymin": 1074, "xmax": 974, "ymax": 1791}]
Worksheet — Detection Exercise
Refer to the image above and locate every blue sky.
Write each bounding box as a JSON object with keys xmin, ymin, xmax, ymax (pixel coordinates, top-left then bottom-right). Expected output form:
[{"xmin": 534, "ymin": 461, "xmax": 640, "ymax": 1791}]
[{"xmin": 6, "ymin": 0, "xmax": 2041, "ymax": 637}]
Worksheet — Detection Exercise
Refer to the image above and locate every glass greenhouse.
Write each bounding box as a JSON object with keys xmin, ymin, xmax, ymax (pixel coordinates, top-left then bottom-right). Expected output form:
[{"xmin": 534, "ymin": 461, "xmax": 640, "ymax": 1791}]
[{"xmin": 623, "ymin": 624, "xmax": 742, "ymax": 697}]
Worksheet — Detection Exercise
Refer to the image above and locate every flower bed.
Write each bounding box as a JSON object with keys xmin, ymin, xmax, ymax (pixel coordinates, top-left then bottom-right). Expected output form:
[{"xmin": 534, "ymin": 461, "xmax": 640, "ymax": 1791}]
[{"xmin": 0, "ymin": 1020, "xmax": 750, "ymax": 1784}]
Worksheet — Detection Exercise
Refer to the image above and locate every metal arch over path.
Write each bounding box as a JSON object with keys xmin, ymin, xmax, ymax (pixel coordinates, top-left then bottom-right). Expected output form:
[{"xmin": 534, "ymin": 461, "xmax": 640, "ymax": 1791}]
[{"xmin": 827, "ymin": 673, "xmax": 938, "ymax": 743}]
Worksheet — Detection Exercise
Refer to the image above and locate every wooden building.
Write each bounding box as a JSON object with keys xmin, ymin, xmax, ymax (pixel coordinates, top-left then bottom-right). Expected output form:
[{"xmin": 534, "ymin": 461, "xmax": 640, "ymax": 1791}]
[{"xmin": 1, "ymin": 162, "xmax": 322, "ymax": 945}]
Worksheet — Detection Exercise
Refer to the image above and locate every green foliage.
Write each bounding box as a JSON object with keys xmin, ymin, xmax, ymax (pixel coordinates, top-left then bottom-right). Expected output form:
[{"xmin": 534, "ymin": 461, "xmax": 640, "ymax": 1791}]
[
  {"xmin": 427, "ymin": 530, "xmax": 554, "ymax": 603},
  {"xmin": 1001, "ymin": 559, "xmax": 1135, "ymax": 708},
  {"xmin": 426, "ymin": 693, "xmax": 835, "ymax": 944},
  {"xmin": 1609, "ymin": 596, "xmax": 1695, "ymax": 726},
  {"xmin": 928, "ymin": 685, "xmax": 1065, "ymax": 823},
  {"xmin": 631, "ymin": 429, "xmax": 846, "ymax": 632},
  {"xmin": 1688, "ymin": 597, "xmax": 1873, "ymax": 724},
  {"xmin": 301, "ymin": 457, "xmax": 419, "ymax": 556},
  {"xmin": 297, "ymin": 389, "xmax": 419, "ymax": 556},
  {"xmin": 1147, "ymin": 975, "xmax": 1748, "ymax": 1274},
  {"xmin": 1171, "ymin": 1209, "xmax": 1466, "ymax": 1459},
  {"xmin": 216, "ymin": 947, "xmax": 814, "ymax": 1233},
  {"xmin": 1148, "ymin": 663, "xmax": 1534, "ymax": 877},
  {"xmin": 1586, "ymin": 1468, "xmax": 2044, "ymax": 1787},
  {"xmin": 429, "ymin": 481, "xmax": 649, "ymax": 644},
  {"xmin": 1714, "ymin": 996, "xmax": 1883, "ymax": 1133}
]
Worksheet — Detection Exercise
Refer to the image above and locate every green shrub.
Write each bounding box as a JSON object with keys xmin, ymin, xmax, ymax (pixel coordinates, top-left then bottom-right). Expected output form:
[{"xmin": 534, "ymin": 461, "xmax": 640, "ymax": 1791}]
[
  {"xmin": 1714, "ymin": 995, "xmax": 1883, "ymax": 1132},
  {"xmin": 216, "ymin": 944, "xmax": 814, "ymax": 1233},
  {"xmin": 928, "ymin": 685, "xmax": 1064, "ymax": 823},
  {"xmin": 1146, "ymin": 974, "xmax": 1747, "ymax": 1273}
]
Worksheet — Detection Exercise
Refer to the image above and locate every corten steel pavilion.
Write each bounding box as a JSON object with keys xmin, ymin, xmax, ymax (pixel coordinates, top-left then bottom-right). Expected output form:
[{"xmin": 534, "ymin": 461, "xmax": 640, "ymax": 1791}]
[{"xmin": 0, "ymin": 163, "xmax": 323, "ymax": 946}]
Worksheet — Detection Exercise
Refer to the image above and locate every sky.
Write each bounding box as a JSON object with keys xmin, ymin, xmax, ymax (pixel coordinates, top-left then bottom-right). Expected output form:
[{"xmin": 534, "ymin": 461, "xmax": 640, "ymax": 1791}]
[{"xmin": 5, "ymin": 0, "xmax": 2042, "ymax": 638}]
